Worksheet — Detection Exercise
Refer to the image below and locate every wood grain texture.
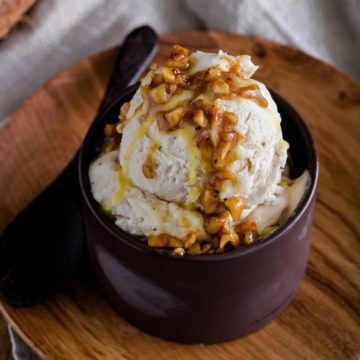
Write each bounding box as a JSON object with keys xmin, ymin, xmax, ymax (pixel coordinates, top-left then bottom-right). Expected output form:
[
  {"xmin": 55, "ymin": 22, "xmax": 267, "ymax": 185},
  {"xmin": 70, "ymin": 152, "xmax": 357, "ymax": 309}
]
[
  {"xmin": 0, "ymin": 0, "xmax": 37, "ymax": 38},
  {"xmin": 0, "ymin": 31, "xmax": 359, "ymax": 360}
]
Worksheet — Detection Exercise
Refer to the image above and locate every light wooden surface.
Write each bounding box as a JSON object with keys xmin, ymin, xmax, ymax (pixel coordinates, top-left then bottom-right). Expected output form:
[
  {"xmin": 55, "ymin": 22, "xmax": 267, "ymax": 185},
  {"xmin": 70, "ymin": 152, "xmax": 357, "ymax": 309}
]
[{"xmin": 0, "ymin": 31, "xmax": 359, "ymax": 360}]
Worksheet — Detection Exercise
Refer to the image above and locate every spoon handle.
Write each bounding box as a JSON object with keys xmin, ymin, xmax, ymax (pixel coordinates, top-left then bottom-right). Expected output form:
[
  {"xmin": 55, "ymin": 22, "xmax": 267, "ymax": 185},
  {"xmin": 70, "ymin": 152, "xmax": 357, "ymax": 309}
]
[{"xmin": 100, "ymin": 25, "xmax": 158, "ymax": 112}]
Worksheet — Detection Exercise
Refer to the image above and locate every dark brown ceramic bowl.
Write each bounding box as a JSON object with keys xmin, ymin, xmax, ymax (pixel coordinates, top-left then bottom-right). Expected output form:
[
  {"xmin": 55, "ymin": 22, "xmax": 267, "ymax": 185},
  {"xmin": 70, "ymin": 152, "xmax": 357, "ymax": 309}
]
[{"xmin": 79, "ymin": 84, "xmax": 319, "ymax": 344}]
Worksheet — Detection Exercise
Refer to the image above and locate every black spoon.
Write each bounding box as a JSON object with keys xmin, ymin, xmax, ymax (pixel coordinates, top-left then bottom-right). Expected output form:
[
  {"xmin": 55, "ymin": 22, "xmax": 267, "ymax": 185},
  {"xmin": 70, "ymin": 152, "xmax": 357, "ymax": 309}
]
[{"xmin": 0, "ymin": 25, "xmax": 158, "ymax": 307}]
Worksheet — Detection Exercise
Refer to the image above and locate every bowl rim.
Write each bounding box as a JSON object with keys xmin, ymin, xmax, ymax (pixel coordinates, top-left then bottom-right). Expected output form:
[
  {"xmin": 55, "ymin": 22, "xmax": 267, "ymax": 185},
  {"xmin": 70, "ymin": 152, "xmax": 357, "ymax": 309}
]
[{"xmin": 79, "ymin": 84, "xmax": 319, "ymax": 263}]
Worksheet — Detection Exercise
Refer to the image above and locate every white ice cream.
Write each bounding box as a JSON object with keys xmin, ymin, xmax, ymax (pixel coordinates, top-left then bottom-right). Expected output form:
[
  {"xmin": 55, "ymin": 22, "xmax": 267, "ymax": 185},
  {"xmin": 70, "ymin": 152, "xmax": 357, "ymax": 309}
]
[
  {"xmin": 89, "ymin": 50, "xmax": 309, "ymax": 242},
  {"xmin": 89, "ymin": 151, "xmax": 206, "ymax": 239},
  {"xmin": 119, "ymin": 52, "xmax": 287, "ymax": 208}
]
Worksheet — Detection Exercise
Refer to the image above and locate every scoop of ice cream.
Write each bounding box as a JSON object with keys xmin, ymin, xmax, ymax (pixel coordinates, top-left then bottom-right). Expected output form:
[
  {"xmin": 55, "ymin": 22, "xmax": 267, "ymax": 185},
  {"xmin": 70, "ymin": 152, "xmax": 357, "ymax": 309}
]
[
  {"xmin": 118, "ymin": 50, "xmax": 287, "ymax": 209},
  {"xmin": 89, "ymin": 45, "xmax": 308, "ymax": 254},
  {"xmin": 119, "ymin": 104, "xmax": 203, "ymax": 204},
  {"xmin": 89, "ymin": 151, "xmax": 206, "ymax": 240}
]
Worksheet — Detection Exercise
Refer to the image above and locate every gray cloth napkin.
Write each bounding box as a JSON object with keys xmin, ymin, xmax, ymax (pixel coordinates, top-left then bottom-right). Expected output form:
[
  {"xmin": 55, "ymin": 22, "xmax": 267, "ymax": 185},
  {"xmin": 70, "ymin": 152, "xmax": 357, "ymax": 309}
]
[{"xmin": 2, "ymin": 0, "xmax": 359, "ymax": 358}]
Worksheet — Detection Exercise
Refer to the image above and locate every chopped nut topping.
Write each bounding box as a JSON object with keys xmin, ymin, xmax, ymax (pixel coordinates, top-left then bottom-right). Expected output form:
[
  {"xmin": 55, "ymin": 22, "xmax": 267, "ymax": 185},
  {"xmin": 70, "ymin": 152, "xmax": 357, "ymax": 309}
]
[
  {"xmin": 142, "ymin": 155, "xmax": 157, "ymax": 179},
  {"xmin": 150, "ymin": 83, "xmax": 177, "ymax": 104},
  {"xmin": 221, "ymin": 112, "xmax": 237, "ymax": 132},
  {"xmin": 206, "ymin": 65, "xmax": 221, "ymax": 81},
  {"xmin": 162, "ymin": 66, "xmax": 176, "ymax": 83},
  {"xmin": 104, "ymin": 124, "xmax": 116, "ymax": 137},
  {"xmin": 200, "ymin": 187, "xmax": 218, "ymax": 214},
  {"xmin": 172, "ymin": 247, "xmax": 185, "ymax": 256},
  {"xmin": 223, "ymin": 72, "xmax": 242, "ymax": 90},
  {"xmin": 187, "ymin": 242, "xmax": 202, "ymax": 255},
  {"xmin": 236, "ymin": 219, "xmax": 258, "ymax": 233},
  {"xmin": 225, "ymin": 197, "xmax": 244, "ymax": 221},
  {"xmin": 206, "ymin": 210, "xmax": 232, "ymax": 234},
  {"xmin": 148, "ymin": 234, "xmax": 182, "ymax": 248},
  {"xmin": 243, "ymin": 231, "xmax": 254, "ymax": 245},
  {"xmin": 208, "ymin": 104, "xmax": 221, "ymax": 146},
  {"xmin": 195, "ymin": 127, "xmax": 211, "ymax": 145},
  {"xmin": 151, "ymin": 71, "xmax": 164, "ymax": 87},
  {"xmin": 211, "ymin": 78, "xmax": 230, "ymax": 94},
  {"xmin": 119, "ymin": 101, "xmax": 130, "ymax": 123},
  {"xmin": 168, "ymin": 45, "xmax": 190, "ymax": 69},
  {"xmin": 162, "ymin": 67, "xmax": 189, "ymax": 85},
  {"xmin": 213, "ymin": 141, "xmax": 232, "ymax": 168},
  {"xmin": 171, "ymin": 44, "xmax": 189, "ymax": 58},
  {"xmin": 212, "ymin": 169, "xmax": 236, "ymax": 181},
  {"xmin": 97, "ymin": 123, "xmax": 122, "ymax": 153},
  {"xmin": 219, "ymin": 231, "xmax": 239, "ymax": 249},
  {"xmin": 184, "ymin": 231, "xmax": 197, "ymax": 249},
  {"xmin": 201, "ymin": 243, "xmax": 212, "ymax": 253},
  {"xmin": 191, "ymin": 93, "xmax": 210, "ymax": 109},
  {"xmin": 164, "ymin": 107, "xmax": 184, "ymax": 129},
  {"xmin": 219, "ymin": 112, "xmax": 238, "ymax": 142},
  {"xmin": 192, "ymin": 109, "xmax": 207, "ymax": 128}
]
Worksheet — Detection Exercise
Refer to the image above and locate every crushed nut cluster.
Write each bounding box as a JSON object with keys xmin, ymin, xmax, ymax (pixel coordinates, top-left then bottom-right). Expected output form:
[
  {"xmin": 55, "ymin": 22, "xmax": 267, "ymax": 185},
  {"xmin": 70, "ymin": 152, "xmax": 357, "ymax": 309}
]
[
  {"xmin": 96, "ymin": 123, "xmax": 121, "ymax": 153},
  {"xmin": 100, "ymin": 45, "xmax": 270, "ymax": 256}
]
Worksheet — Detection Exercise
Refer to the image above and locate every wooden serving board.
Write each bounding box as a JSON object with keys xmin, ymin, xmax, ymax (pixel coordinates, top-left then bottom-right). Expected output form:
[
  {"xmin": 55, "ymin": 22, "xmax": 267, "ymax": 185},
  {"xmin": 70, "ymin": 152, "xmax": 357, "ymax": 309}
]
[{"xmin": 0, "ymin": 31, "xmax": 360, "ymax": 360}]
